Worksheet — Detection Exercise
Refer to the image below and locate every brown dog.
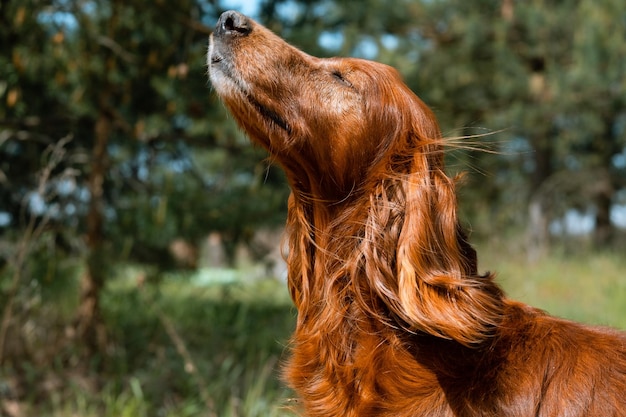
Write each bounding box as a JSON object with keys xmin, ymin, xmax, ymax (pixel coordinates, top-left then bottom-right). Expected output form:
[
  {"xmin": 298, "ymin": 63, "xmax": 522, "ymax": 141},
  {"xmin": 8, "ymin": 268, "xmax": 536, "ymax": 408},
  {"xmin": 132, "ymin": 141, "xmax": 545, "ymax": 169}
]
[{"xmin": 209, "ymin": 10, "xmax": 626, "ymax": 417}]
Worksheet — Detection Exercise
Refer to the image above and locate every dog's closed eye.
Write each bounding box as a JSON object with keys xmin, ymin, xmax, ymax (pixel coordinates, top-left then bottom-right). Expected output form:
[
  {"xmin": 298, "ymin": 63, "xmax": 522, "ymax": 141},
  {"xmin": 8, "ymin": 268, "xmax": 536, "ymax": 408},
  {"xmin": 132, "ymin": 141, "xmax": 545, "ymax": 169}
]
[{"xmin": 331, "ymin": 70, "xmax": 353, "ymax": 88}]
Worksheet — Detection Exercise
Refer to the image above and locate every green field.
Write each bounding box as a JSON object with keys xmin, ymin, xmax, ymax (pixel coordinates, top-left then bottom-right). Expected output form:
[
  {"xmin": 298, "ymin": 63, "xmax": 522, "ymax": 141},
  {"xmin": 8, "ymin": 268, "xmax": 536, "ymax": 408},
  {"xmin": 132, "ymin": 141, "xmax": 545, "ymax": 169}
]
[
  {"xmin": 3, "ymin": 249, "xmax": 625, "ymax": 416},
  {"xmin": 477, "ymin": 244, "xmax": 626, "ymax": 329}
]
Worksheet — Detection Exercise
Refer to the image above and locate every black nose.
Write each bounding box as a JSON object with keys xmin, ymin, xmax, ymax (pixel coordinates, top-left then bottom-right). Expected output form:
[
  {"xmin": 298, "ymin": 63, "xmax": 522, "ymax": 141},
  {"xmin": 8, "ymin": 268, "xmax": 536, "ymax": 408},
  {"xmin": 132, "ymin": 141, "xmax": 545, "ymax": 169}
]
[{"xmin": 215, "ymin": 10, "xmax": 252, "ymax": 37}]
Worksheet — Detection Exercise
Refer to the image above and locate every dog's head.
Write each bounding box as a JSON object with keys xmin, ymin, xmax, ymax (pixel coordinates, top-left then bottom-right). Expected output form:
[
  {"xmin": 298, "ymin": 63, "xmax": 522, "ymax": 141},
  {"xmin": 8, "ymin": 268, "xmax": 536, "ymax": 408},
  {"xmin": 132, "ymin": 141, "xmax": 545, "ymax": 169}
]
[
  {"xmin": 209, "ymin": 11, "xmax": 504, "ymax": 346},
  {"xmin": 209, "ymin": 11, "xmax": 441, "ymax": 200}
]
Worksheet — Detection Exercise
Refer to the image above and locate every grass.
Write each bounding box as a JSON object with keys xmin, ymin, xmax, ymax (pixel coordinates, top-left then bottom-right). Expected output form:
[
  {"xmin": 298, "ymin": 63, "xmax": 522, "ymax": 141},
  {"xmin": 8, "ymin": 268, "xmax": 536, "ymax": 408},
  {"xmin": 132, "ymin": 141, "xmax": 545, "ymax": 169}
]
[
  {"xmin": 3, "ymin": 266, "xmax": 298, "ymax": 417},
  {"xmin": 100, "ymin": 270, "xmax": 299, "ymax": 417},
  {"xmin": 477, "ymin": 242, "xmax": 626, "ymax": 328},
  {"xmin": 3, "ymin": 246, "xmax": 625, "ymax": 416}
]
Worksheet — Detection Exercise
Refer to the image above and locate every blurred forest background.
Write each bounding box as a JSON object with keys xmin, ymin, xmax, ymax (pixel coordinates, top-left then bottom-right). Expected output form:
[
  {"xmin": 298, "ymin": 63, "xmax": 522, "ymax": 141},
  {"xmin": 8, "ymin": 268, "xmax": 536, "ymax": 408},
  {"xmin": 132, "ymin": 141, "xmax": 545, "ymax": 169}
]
[{"xmin": 1, "ymin": 0, "xmax": 625, "ymax": 416}]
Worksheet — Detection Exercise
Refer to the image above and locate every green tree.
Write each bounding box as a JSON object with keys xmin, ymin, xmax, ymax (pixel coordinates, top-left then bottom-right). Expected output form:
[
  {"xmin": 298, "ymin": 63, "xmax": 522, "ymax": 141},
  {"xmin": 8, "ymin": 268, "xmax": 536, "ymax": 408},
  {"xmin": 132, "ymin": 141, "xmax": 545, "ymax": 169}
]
[
  {"xmin": 398, "ymin": 0, "xmax": 625, "ymax": 251},
  {"xmin": 560, "ymin": 0, "xmax": 626, "ymax": 246},
  {"xmin": 0, "ymin": 0, "xmax": 289, "ymax": 364}
]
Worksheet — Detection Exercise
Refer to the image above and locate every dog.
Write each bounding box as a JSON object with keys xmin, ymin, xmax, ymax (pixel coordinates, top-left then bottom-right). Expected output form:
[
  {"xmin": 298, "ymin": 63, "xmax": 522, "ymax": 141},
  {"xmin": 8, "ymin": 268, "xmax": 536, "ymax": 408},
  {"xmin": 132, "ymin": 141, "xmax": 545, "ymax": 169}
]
[{"xmin": 209, "ymin": 10, "xmax": 626, "ymax": 416}]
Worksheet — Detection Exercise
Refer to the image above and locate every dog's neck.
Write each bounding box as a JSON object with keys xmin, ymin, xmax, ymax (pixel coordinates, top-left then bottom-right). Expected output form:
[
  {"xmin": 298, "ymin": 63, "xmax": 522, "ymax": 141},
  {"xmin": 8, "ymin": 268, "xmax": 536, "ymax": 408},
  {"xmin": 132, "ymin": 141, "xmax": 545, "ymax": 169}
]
[{"xmin": 287, "ymin": 187, "xmax": 505, "ymax": 346}]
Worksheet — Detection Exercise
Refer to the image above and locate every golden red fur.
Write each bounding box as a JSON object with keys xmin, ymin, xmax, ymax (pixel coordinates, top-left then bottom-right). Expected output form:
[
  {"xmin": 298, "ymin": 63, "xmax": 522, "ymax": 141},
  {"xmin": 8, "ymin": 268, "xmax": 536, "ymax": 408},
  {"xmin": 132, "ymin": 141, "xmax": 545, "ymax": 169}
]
[{"xmin": 209, "ymin": 11, "xmax": 626, "ymax": 417}]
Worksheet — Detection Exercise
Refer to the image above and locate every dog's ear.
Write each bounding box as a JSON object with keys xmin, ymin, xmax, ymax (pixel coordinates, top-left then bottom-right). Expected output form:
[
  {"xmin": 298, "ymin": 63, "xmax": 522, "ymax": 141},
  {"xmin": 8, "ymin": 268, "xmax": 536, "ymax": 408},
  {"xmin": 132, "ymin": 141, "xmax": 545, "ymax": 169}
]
[
  {"xmin": 355, "ymin": 105, "xmax": 504, "ymax": 346},
  {"xmin": 358, "ymin": 161, "xmax": 503, "ymax": 346},
  {"xmin": 393, "ymin": 162, "xmax": 503, "ymax": 345}
]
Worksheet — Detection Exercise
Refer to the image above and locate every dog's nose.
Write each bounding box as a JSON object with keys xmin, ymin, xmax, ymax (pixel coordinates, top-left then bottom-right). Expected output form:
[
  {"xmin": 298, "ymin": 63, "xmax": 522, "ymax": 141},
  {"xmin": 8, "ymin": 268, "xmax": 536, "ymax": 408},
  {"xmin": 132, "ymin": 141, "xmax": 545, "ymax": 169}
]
[{"xmin": 215, "ymin": 10, "xmax": 251, "ymax": 37}]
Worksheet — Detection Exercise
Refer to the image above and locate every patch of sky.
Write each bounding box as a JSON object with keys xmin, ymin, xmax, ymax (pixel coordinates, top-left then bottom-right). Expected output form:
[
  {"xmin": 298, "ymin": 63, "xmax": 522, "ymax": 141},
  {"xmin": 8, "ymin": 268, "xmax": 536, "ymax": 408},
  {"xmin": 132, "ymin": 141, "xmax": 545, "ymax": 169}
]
[
  {"xmin": 501, "ymin": 136, "xmax": 533, "ymax": 157},
  {"xmin": 56, "ymin": 177, "xmax": 77, "ymax": 196},
  {"xmin": 0, "ymin": 212, "xmax": 11, "ymax": 227},
  {"xmin": 612, "ymin": 148, "xmax": 626, "ymax": 169},
  {"xmin": 551, "ymin": 204, "xmax": 626, "ymax": 236},
  {"xmin": 612, "ymin": 204, "xmax": 626, "ymax": 228},
  {"xmin": 381, "ymin": 34, "xmax": 399, "ymax": 51},
  {"xmin": 550, "ymin": 209, "xmax": 594, "ymax": 236},
  {"xmin": 37, "ymin": 10, "xmax": 77, "ymax": 30},
  {"xmin": 353, "ymin": 37, "xmax": 378, "ymax": 60},
  {"xmin": 27, "ymin": 192, "xmax": 47, "ymax": 217},
  {"xmin": 220, "ymin": 0, "xmax": 260, "ymax": 18},
  {"xmin": 276, "ymin": 0, "xmax": 303, "ymax": 23},
  {"xmin": 36, "ymin": 0, "xmax": 100, "ymax": 31},
  {"xmin": 319, "ymin": 31, "xmax": 344, "ymax": 51}
]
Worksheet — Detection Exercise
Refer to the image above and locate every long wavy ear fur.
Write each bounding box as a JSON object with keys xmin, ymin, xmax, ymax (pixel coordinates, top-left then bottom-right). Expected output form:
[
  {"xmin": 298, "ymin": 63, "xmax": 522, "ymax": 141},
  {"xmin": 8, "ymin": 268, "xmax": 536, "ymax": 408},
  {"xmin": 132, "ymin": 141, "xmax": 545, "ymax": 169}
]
[
  {"xmin": 394, "ymin": 165, "xmax": 503, "ymax": 344},
  {"xmin": 355, "ymin": 93, "xmax": 504, "ymax": 346}
]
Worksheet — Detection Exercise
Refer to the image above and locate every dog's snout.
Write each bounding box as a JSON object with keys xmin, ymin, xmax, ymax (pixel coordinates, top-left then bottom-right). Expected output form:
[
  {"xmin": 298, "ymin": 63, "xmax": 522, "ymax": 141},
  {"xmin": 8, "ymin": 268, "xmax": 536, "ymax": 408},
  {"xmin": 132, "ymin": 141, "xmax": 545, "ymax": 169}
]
[{"xmin": 215, "ymin": 10, "xmax": 251, "ymax": 37}]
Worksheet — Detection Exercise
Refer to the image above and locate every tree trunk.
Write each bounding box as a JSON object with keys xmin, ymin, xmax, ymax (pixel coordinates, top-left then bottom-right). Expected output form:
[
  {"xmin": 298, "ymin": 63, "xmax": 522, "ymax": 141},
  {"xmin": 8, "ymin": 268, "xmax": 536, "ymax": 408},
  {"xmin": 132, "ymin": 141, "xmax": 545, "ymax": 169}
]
[
  {"xmin": 526, "ymin": 134, "xmax": 553, "ymax": 261},
  {"xmin": 590, "ymin": 111, "xmax": 620, "ymax": 248},
  {"xmin": 527, "ymin": 197, "xmax": 549, "ymax": 263},
  {"xmin": 593, "ymin": 168, "xmax": 614, "ymax": 248},
  {"xmin": 74, "ymin": 111, "xmax": 110, "ymax": 361}
]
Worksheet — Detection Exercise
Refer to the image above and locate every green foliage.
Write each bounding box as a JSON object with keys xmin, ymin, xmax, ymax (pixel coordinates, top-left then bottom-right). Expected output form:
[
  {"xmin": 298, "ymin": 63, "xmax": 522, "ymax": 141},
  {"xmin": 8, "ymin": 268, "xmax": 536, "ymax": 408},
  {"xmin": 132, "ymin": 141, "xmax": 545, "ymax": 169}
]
[
  {"xmin": 1, "ymin": 0, "xmax": 291, "ymax": 272},
  {"xmin": 425, "ymin": 0, "xmax": 626, "ymax": 240}
]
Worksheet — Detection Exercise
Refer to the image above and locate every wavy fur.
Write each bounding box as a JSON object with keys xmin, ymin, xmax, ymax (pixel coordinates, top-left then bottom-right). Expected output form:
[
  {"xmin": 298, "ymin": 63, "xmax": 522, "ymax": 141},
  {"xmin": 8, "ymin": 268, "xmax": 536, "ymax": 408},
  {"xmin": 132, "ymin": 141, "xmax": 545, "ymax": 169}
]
[{"xmin": 209, "ymin": 11, "xmax": 626, "ymax": 416}]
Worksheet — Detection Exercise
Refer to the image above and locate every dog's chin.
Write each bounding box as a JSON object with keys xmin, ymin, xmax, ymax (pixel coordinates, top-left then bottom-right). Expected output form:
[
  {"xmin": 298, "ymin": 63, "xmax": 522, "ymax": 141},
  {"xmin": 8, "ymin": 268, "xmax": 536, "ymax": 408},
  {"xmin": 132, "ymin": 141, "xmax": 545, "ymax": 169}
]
[
  {"xmin": 209, "ymin": 64, "xmax": 291, "ymax": 135},
  {"xmin": 208, "ymin": 59, "xmax": 236, "ymax": 98},
  {"xmin": 209, "ymin": 39, "xmax": 241, "ymax": 96}
]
